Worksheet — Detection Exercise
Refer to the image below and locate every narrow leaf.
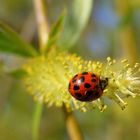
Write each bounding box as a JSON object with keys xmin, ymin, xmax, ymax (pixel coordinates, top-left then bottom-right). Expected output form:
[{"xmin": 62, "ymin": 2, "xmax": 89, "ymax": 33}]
[
  {"xmin": 0, "ymin": 22, "xmax": 38, "ymax": 57},
  {"xmin": 45, "ymin": 11, "xmax": 65, "ymax": 52},
  {"xmin": 8, "ymin": 68, "xmax": 28, "ymax": 78}
]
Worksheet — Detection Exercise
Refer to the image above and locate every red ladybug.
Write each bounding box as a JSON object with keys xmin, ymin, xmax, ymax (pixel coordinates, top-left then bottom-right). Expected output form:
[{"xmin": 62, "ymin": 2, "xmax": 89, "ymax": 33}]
[{"xmin": 68, "ymin": 72, "xmax": 108, "ymax": 102}]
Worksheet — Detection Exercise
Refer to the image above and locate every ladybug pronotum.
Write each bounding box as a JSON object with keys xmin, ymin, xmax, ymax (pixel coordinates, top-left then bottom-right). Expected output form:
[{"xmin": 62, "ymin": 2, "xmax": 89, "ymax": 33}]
[{"xmin": 68, "ymin": 72, "xmax": 108, "ymax": 102}]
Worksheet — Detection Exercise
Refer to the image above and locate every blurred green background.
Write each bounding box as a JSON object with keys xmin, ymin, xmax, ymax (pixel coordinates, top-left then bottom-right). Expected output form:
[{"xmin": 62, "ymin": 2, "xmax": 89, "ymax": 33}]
[{"xmin": 0, "ymin": 0, "xmax": 140, "ymax": 140}]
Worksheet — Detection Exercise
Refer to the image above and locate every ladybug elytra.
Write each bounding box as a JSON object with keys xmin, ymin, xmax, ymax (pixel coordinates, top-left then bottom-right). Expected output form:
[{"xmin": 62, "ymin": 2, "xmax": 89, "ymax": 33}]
[{"xmin": 68, "ymin": 72, "xmax": 108, "ymax": 102}]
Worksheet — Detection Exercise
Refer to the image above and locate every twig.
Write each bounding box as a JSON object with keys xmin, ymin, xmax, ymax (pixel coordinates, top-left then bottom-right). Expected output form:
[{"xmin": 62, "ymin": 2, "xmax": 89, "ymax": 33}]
[
  {"xmin": 63, "ymin": 106, "xmax": 84, "ymax": 140},
  {"xmin": 34, "ymin": 0, "xmax": 50, "ymax": 52},
  {"xmin": 32, "ymin": 0, "xmax": 50, "ymax": 140}
]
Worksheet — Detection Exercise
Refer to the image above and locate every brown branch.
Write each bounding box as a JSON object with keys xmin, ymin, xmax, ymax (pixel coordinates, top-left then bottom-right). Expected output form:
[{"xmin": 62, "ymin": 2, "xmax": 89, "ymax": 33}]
[{"xmin": 63, "ymin": 106, "xmax": 84, "ymax": 140}]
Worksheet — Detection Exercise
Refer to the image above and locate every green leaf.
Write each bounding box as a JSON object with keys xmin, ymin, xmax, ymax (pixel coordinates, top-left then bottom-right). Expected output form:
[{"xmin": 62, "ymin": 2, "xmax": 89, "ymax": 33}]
[
  {"xmin": 45, "ymin": 11, "xmax": 65, "ymax": 52},
  {"xmin": 8, "ymin": 68, "xmax": 28, "ymax": 78},
  {"xmin": 58, "ymin": 0, "xmax": 93, "ymax": 50},
  {"xmin": 0, "ymin": 22, "xmax": 38, "ymax": 57}
]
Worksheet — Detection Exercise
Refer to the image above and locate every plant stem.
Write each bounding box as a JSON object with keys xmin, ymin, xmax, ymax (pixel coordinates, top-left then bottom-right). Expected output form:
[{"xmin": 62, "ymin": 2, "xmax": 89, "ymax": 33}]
[
  {"xmin": 32, "ymin": 101, "xmax": 43, "ymax": 140},
  {"xmin": 32, "ymin": 0, "xmax": 49, "ymax": 140},
  {"xmin": 34, "ymin": 0, "xmax": 50, "ymax": 52},
  {"xmin": 63, "ymin": 106, "xmax": 84, "ymax": 140}
]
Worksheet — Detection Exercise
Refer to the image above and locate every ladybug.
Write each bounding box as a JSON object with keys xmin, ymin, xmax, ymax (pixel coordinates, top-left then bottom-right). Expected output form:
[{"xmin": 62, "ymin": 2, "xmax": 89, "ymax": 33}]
[{"xmin": 68, "ymin": 72, "xmax": 108, "ymax": 102}]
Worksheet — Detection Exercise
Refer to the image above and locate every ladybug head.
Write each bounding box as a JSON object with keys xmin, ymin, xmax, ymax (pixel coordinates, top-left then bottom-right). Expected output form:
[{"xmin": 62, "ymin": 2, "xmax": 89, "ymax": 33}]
[{"xmin": 100, "ymin": 77, "xmax": 108, "ymax": 90}]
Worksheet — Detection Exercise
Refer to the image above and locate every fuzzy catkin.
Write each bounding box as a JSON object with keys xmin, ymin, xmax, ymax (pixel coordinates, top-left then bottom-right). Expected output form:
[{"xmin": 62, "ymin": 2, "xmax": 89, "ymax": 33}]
[{"xmin": 23, "ymin": 51, "xmax": 140, "ymax": 112}]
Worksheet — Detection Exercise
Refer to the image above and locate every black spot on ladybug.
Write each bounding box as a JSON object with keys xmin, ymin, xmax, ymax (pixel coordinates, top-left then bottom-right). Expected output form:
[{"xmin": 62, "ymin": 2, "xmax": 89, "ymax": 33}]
[
  {"xmin": 68, "ymin": 83, "xmax": 71, "ymax": 89},
  {"xmin": 72, "ymin": 79, "xmax": 77, "ymax": 83},
  {"xmin": 91, "ymin": 74, "xmax": 96, "ymax": 77},
  {"xmin": 84, "ymin": 83, "xmax": 91, "ymax": 88},
  {"xmin": 75, "ymin": 93, "xmax": 82, "ymax": 98},
  {"xmin": 82, "ymin": 72, "xmax": 88, "ymax": 75},
  {"xmin": 91, "ymin": 78, "xmax": 96, "ymax": 82},
  {"xmin": 86, "ymin": 90, "xmax": 93, "ymax": 97},
  {"xmin": 73, "ymin": 85, "xmax": 80, "ymax": 90},
  {"xmin": 79, "ymin": 76, "xmax": 85, "ymax": 82}
]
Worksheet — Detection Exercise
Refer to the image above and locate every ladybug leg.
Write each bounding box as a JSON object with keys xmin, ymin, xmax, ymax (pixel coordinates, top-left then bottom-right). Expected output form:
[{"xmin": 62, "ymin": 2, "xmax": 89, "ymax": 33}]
[{"xmin": 100, "ymin": 77, "xmax": 108, "ymax": 90}]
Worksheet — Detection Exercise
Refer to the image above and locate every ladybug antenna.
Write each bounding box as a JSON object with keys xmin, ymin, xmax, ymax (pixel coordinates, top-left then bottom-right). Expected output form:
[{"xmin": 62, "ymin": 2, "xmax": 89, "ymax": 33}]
[{"xmin": 100, "ymin": 77, "xmax": 108, "ymax": 90}]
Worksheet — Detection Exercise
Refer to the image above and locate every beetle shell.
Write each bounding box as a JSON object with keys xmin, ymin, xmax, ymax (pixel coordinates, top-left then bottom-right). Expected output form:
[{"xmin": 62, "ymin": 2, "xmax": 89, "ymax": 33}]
[{"xmin": 68, "ymin": 72, "xmax": 107, "ymax": 102}]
